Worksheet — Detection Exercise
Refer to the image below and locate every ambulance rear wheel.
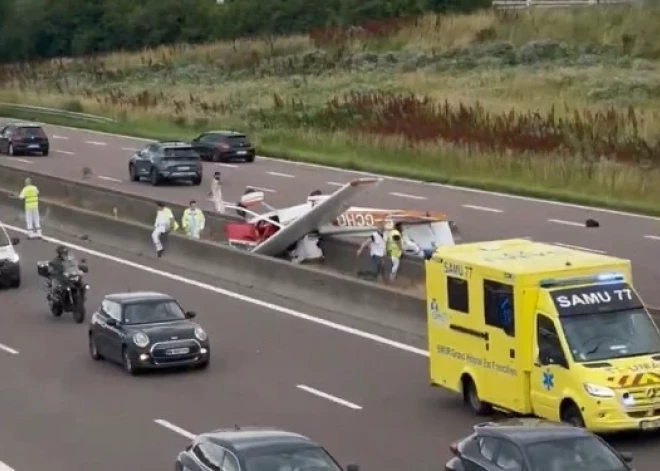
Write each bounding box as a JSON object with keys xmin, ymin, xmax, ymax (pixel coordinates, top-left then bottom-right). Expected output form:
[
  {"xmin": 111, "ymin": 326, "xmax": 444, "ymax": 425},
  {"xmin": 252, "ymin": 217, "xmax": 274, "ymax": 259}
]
[
  {"xmin": 463, "ymin": 376, "xmax": 493, "ymax": 415},
  {"xmin": 560, "ymin": 401, "xmax": 585, "ymax": 428}
]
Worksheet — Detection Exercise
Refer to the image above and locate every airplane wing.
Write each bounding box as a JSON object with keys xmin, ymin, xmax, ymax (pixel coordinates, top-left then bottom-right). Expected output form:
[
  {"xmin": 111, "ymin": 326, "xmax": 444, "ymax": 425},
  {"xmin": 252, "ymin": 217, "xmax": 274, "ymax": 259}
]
[{"xmin": 252, "ymin": 178, "xmax": 382, "ymax": 256}]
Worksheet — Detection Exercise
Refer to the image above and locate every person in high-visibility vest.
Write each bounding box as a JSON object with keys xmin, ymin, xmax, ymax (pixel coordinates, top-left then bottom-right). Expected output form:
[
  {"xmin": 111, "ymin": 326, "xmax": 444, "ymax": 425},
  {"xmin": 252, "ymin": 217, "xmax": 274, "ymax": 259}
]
[
  {"xmin": 19, "ymin": 177, "xmax": 42, "ymax": 239},
  {"xmin": 152, "ymin": 201, "xmax": 179, "ymax": 257},
  {"xmin": 181, "ymin": 200, "xmax": 205, "ymax": 239},
  {"xmin": 385, "ymin": 219, "xmax": 403, "ymax": 282}
]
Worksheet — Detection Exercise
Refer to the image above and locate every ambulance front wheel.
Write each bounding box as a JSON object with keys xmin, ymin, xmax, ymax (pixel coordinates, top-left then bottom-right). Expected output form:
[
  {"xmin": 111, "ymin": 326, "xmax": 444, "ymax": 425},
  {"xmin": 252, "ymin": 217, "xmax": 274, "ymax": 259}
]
[
  {"xmin": 560, "ymin": 400, "xmax": 585, "ymax": 428},
  {"xmin": 462, "ymin": 376, "xmax": 493, "ymax": 415}
]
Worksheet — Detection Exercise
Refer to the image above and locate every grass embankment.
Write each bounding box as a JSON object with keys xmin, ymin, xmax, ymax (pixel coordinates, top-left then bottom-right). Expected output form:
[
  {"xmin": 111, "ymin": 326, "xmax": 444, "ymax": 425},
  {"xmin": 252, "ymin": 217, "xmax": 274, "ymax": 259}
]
[{"xmin": 2, "ymin": 7, "xmax": 660, "ymax": 214}]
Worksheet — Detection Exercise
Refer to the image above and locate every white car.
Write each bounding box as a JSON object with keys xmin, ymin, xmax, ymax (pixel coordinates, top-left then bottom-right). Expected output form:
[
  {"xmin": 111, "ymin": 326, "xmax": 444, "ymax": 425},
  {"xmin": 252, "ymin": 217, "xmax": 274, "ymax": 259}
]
[{"xmin": 0, "ymin": 221, "xmax": 21, "ymax": 288}]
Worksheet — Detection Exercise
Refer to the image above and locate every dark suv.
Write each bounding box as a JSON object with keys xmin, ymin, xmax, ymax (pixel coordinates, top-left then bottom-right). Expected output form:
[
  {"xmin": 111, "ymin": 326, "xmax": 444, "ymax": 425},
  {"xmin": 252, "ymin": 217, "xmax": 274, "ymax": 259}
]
[
  {"xmin": 0, "ymin": 123, "xmax": 50, "ymax": 156},
  {"xmin": 129, "ymin": 141, "xmax": 202, "ymax": 186},
  {"xmin": 191, "ymin": 130, "xmax": 256, "ymax": 163}
]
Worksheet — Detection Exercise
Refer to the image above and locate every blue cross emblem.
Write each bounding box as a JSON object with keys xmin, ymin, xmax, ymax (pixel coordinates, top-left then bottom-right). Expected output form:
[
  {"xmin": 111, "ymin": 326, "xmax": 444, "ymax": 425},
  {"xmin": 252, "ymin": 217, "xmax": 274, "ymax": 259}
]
[{"xmin": 542, "ymin": 370, "xmax": 554, "ymax": 390}]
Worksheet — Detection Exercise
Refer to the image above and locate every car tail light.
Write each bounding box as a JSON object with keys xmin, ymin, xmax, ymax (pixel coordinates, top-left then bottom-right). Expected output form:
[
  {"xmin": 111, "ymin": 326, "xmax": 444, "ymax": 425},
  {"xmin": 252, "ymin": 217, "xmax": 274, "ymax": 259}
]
[{"xmin": 449, "ymin": 442, "xmax": 460, "ymax": 456}]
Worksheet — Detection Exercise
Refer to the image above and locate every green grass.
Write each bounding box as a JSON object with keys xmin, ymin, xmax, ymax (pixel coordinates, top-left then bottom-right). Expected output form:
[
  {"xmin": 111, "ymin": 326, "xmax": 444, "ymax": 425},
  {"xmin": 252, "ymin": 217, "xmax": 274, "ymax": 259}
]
[{"xmin": 2, "ymin": 7, "xmax": 660, "ymax": 215}]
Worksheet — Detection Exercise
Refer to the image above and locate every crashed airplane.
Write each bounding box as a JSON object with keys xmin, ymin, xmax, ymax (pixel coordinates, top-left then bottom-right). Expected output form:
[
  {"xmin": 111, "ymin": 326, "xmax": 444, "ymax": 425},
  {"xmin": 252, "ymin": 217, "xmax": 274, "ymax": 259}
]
[{"xmin": 223, "ymin": 178, "xmax": 461, "ymax": 262}]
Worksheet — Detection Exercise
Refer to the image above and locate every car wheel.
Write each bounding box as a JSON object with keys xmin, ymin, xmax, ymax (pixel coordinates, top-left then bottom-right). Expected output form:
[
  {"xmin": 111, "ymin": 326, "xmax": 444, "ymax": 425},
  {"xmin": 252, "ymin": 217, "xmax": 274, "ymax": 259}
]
[
  {"xmin": 150, "ymin": 169, "xmax": 160, "ymax": 186},
  {"xmin": 212, "ymin": 150, "xmax": 223, "ymax": 162},
  {"xmin": 192, "ymin": 176, "xmax": 202, "ymax": 186},
  {"xmin": 561, "ymin": 402, "xmax": 585, "ymax": 428},
  {"xmin": 122, "ymin": 346, "xmax": 139, "ymax": 375},
  {"xmin": 129, "ymin": 164, "xmax": 139, "ymax": 182},
  {"xmin": 463, "ymin": 377, "xmax": 493, "ymax": 415},
  {"xmin": 89, "ymin": 334, "xmax": 102, "ymax": 360},
  {"xmin": 246, "ymin": 154, "xmax": 255, "ymax": 163},
  {"xmin": 8, "ymin": 143, "xmax": 14, "ymax": 156},
  {"xmin": 10, "ymin": 275, "xmax": 20, "ymax": 288},
  {"xmin": 197, "ymin": 358, "xmax": 209, "ymax": 370},
  {"xmin": 42, "ymin": 149, "xmax": 49, "ymax": 156}
]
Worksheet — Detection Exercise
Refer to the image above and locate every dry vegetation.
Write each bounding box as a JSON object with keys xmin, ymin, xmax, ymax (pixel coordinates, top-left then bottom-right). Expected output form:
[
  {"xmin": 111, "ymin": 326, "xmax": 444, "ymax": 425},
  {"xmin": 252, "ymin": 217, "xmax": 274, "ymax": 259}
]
[{"xmin": 2, "ymin": 6, "xmax": 660, "ymax": 211}]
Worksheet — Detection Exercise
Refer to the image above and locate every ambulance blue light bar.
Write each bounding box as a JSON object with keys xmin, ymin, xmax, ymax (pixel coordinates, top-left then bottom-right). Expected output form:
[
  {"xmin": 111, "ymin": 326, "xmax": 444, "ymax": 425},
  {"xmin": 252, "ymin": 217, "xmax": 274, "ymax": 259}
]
[{"xmin": 539, "ymin": 273, "xmax": 624, "ymax": 288}]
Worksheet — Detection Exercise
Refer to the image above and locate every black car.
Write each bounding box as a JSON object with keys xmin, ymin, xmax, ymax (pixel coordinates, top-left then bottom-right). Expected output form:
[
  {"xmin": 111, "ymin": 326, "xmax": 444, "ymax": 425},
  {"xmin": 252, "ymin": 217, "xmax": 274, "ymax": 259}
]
[
  {"xmin": 446, "ymin": 419, "xmax": 634, "ymax": 471},
  {"xmin": 128, "ymin": 141, "xmax": 202, "ymax": 186},
  {"xmin": 176, "ymin": 427, "xmax": 358, "ymax": 471},
  {"xmin": 0, "ymin": 223, "xmax": 20, "ymax": 288},
  {"xmin": 0, "ymin": 122, "xmax": 50, "ymax": 156},
  {"xmin": 88, "ymin": 291, "xmax": 210, "ymax": 375},
  {"xmin": 191, "ymin": 130, "xmax": 256, "ymax": 163}
]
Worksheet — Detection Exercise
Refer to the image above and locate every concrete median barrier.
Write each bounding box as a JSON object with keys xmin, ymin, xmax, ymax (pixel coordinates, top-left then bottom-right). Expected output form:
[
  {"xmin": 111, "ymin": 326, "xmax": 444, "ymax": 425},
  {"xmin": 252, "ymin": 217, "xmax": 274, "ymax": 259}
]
[
  {"xmin": 0, "ymin": 164, "xmax": 425, "ymax": 285},
  {"xmin": 0, "ymin": 189, "xmax": 426, "ymax": 331}
]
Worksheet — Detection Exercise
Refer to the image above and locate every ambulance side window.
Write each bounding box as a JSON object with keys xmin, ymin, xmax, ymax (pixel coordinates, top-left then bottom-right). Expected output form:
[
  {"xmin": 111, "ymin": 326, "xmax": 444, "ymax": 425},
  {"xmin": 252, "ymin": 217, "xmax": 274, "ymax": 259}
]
[
  {"xmin": 484, "ymin": 280, "xmax": 515, "ymax": 337},
  {"xmin": 537, "ymin": 314, "xmax": 568, "ymax": 368},
  {"xmin": 447, "ymin": 276, "xmax": 469, "ymax": 313}
]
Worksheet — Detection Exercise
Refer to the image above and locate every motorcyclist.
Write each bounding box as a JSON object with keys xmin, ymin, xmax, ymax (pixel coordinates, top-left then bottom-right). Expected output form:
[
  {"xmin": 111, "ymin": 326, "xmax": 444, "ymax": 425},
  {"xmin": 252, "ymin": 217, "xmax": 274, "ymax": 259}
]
[{"xmin": 47, "ymin": 245, "xmax": 69, "ymax": 297}]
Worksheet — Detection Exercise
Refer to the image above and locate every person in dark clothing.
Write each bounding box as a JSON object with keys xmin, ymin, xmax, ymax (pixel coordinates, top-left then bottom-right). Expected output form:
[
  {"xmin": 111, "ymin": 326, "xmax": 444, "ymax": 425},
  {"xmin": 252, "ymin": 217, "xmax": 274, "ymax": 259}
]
[{"xmin": 47, "ymin": 245, "xmax": 69, "ymax": 296}]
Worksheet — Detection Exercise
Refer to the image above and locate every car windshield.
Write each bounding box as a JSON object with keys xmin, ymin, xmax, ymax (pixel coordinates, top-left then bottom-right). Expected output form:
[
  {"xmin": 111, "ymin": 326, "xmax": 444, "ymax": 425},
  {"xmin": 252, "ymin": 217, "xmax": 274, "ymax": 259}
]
[
  {"xmin": 526, "ymin": 436, "xmax": 627, "ymax": 471},
  {"xmin": 122, "ymin": 300, "xmax": 186, "ymax": 325},
  {"xmin": 244, "ymin": 446, "xmax": 342, "ymax": 471},
  {"xmin": 163, "ymin": 148, "xmax": 198, "ymax": 159},
  {"xmin": 561, "ymin": 309, "xmax": 660, "ymax": 362},
  {"xmin": 228, "ymin": 135, "xmax": 248, "ymax": 146},
  {"xmin": 0, "ymin": 223, "xmax": 10, "ymax": 247},
  {"xmin": 16, "ymin": 126, "xmax": 46, "ymax": 137}
]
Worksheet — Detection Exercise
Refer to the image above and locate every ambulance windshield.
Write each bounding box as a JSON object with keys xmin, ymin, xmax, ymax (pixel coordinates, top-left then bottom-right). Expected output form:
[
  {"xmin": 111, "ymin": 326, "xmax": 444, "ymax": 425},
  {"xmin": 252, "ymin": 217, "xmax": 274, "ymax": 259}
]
[{"xmin": 561, "ymin": 309, "xmax": 660, "ymax": 362}]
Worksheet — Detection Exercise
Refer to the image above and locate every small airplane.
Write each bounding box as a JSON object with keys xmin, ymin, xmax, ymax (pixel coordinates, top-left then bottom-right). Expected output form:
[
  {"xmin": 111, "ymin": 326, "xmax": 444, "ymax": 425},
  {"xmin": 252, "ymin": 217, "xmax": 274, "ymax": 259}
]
[{"xmin": 222, "ymin": 178, "xmax": 460, "ymax": 262}]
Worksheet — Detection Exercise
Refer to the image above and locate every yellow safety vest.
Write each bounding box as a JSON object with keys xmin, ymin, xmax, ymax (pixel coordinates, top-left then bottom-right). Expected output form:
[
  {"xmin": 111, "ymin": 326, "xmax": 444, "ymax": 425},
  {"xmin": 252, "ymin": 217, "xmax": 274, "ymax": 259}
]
[
  {"xmin": 387, "ymin": 229, "xmax": 402, "ymax": 258},
  {"xmin": 155, "ymin": 207, "xmax": 179, "ymax": 232},
  {"xmin": 19, "ymin": 184, "xmax": 39, "ymax": 209},
  {"xmin": 181, "ymin": 208, "xmax": 204, "ymax": 233}
]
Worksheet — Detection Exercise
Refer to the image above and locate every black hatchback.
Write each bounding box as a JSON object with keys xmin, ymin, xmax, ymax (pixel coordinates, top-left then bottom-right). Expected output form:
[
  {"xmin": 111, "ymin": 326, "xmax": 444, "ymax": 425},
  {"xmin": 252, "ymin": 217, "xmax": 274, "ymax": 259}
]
[
  {"xmin": 191, "ymin": 130, "xmax": 256, "ymax": 163},
  {"xmin": 0, "ymin": 122, "xmax": 50, "ymax": 156},
  {"xmin": 446, "ymin": 419, "xmax": 634, "ymax": 471},
  {"xmin": 128, "ymin": 141, "xmax": 202, "ymax": 186}
]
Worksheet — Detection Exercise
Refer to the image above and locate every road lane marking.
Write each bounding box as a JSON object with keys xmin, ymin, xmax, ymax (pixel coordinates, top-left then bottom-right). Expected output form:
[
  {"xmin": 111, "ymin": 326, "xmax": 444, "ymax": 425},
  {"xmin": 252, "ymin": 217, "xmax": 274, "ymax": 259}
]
[
  {"xmin": 0, "ymin": 342, "xmax": 19, "ymax": 355},
  {"xmin": 267, "ymin": 171, "xmax": 295, "ymax": 178},
  {"xmin": 53, "ymin": 149, "xmax": 74, "ymax": 155},
  {"xmin": 644, "ymin": 235, "xmax": 660, "ymax": 241},
  {"xmin": 5, "ymin": 224, "xmax": 427, "ymax": 357},
  {"xmin": 326, "ymin": 181, "xmax": 344, "ymax": 187},
  {"xmin": 85, "ymin": 140, "xmax": 106, "ymax": 146},
  {"xmin": 548, "ymin": 218, "xmax": 584, "ymax": 227},
  {"xmin": 30, "ymin": 122, "xmax": 660, "ymax": 222},
  {"xmin": 247, "ymin": 186, "xmax": 276, "ymax": 193},
  {"xmin": 0, "ymin": 460, "xmax": 15, "ymax": 471},
  {"xmin": 553, "ymin": 242, "xmax": 606, "ymax": 254},
  {"xmin": 462, "ymin": 204, "xmax": 503, "ymax": 213},
  {"xmin": 154, "ymin": 419, "xmax": 196, "ymax": 439},
  {"xmin": 8, "ymin": 158, "xmax": 33, "ymax": 164},
  {"xmin": 296, "ymin": 385, "xmax": 362, "ymax": 410},
  {"xmin": 97, "ymin": 175, "xmax": 122, "ymax": 183},
  {"xmin": 389, "ymin": 192, "xmax": 427, "ymax": 200},
  {"xmin": 121, "ymin": 147, "xmax": 138, "ymax": 152},
  {"xmin": 52, "ymin": 134, "xmax": 68, "ymax": 140},
  {"xmin": 216, "ymin": 163, "xmax": 238, "ymax": 168}
]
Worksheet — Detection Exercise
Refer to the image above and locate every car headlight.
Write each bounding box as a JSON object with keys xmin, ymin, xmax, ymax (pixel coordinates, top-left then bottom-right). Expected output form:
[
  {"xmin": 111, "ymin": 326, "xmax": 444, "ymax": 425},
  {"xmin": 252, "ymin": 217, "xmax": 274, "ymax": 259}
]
[
  {"xmin": 584, "ymin": 383, "xmax": 615, "ymax": 398},
  {"xmin": 133, "ymin": 332, "xmax": 150, "ymax": 348},
  {"xmin": 9, "ymin": 253, "xmax": 18, "ymax": 263},
  {"xmin": 194, "ymin": 327, "xmax": 207, "ymax": 341}
]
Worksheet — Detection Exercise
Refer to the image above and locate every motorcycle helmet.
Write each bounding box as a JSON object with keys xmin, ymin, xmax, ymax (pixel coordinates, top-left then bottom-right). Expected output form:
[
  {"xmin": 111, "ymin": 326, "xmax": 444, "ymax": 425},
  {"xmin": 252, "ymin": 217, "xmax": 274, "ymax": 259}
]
[{"xmin": 56, "ymin": 245, "xmax": 68, "ymax": 257}]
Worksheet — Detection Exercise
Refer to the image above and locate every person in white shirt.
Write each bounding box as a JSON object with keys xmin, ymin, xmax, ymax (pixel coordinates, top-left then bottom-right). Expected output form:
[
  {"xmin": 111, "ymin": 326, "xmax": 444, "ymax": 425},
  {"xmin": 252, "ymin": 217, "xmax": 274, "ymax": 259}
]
[
  {"xmin": 209, "ymin": 171, "xmax": 225, "ymax": 214},
  {"xmin": 153, "ymin": 201, "xmax": 178, "ymax": 257},
  {"xmin": 357, "ymin": 226, "xmax": 386, "ymax": 280}
]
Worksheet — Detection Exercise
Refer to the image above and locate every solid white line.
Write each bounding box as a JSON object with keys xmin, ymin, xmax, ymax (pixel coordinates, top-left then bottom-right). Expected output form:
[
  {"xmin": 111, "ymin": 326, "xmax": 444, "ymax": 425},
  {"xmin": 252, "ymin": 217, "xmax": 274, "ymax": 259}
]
[
  {"xmin": 267, "ymin": 171, "xmax": 295, "ymax": 178},
  {"xmin": 644, "ymin": 235, "xmax": 660, "ymax": 241},
  {"xmin": 121, "ymin": 147, "xmax": 138, "ymax": 152},
  {"xmin": 548, "ymin": 218, "xmax": 584, "ymax": 227},
  {"xmin": 247, "ymin": 186, "xmax": 276, "ymax": 193},
  {"xmin": 553, "ymin": 242, "xmax": 606, "ymax": 254},
  {"xmin": 85, "ymin": 140, "xmax": 106, "ymax": 146},
  {"xmin": 154, "ymin": 419, "xmax": 196, "ymax": 439},
  {"xmin": 52, "ymin": 134, "xmax": 68, "ymax": 140},
  {"xmin": 53, "ymin": 149, "xmax": 74, "ymax": 155},
  {"xmin": 326, "ymin": 181, "xmax": 344, "ymax": 187},
  {"xmin": 216, "ymin": 163, "xmax": 238, "ymax": 169},
  {"xmin": 4, "ymin": 223, "xmax": 427, "ymax": 357},
  {"xmin": 0, "ymin": 460, "xmax": 15, "ymax": 471},
  {"xmin": 31, "ymin": 122, "xmax": 660, "ymax": 222},
  {"xmin": 97, "ymin": 175, "xmax": 122, "ymax": 183},
  {"xmin": 0, "ymin": 343, "xmax": 19, "ymax": 355},
  {"xmin": 389, "ymin": 192, "xmax": 427, "ymax": 200},
  {"xmin": 462, "ymin": 204, "xmax": 503, "ymax": 213},
  {"xmin": 296, "ymin": 385, "xmax": 362, "ymax": 410},
  {"xmin": 9, "ymin": 158, "xmax": 33, "ymax": 164}
]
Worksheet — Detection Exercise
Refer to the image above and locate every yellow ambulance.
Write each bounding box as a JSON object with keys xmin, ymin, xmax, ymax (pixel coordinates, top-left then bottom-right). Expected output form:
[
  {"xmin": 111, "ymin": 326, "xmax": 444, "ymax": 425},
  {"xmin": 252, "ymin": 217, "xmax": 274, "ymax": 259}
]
[{"xmin": 426, "ymin": 238, "xmax": 660, "ymax": 432}]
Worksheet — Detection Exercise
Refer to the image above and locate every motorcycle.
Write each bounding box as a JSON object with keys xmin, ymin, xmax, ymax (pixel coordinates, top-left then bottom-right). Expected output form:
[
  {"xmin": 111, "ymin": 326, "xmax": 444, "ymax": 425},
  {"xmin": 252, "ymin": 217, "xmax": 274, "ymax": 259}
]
[{"xmin": 37, "ymin": 258, "xmax": 90, "ymax": 323}]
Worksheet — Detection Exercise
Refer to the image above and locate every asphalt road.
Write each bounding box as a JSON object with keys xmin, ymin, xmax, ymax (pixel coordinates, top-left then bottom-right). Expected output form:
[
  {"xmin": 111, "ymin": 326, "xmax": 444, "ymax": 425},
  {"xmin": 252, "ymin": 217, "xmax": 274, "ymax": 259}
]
[{"xmin": 2, "ymin": 226, "xmax": 660, "ymax": 471}]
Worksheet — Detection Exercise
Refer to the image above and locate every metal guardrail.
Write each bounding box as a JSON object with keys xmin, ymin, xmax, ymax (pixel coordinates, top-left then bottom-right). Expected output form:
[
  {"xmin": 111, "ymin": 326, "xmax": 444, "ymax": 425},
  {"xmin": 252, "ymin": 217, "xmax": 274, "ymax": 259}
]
[
  {"xmin": 0, "ymin": 102, "xmax": 115, "ymax": 123},
  {"xmin": 492, "ymin": 0, "xmax": 638, "ymax": 7}
]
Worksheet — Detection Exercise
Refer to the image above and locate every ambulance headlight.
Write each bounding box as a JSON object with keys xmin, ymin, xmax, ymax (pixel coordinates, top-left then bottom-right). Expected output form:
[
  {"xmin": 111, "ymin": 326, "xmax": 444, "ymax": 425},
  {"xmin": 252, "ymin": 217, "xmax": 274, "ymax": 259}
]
[{"xmin": 584, "ymin": 383, "xmax": 615, "ymax": 398}]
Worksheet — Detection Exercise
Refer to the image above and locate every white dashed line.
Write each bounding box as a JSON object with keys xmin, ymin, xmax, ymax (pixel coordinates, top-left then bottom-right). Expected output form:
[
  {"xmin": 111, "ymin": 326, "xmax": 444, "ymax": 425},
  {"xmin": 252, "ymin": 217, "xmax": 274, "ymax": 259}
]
[
  {"xmin": 389, "ymin": 192, "xmax": 427, "ymax": 200},
  {"xmin": 326, "ymin": 181, "xmax": 345, "ymax": 187},
  {"xmin": 53, "ymin": 149, "xmax": 74, "ymax": 155},
  {"xmin": 154, "ymin": 419, "xmax": 196, "ymax": 440},
  {"xmin": 644, "ymin": 235, "xmax": 660, "ymax": 241},
  {"xmin": 97, "ymin": 175, "xmax": 122, "ymax": 183},
  {"xmin": 0, "ymin": 460, "xmax": 15, "ymax": 471},
  {"xmin": 215, "ymin": 163, "xmax": 238, "ymax": 169},
  {"xmin": 462, "ymin": 204, "xmax": 503, "ymax": 213},
  {"xmin": 247, "ymin": 186, "xmax": 276, "ymax": 193},
  {"xmin": 85, "ymin": 140, "xmax": 106, "ymax": 146},
  {"xmin": 548, "ymin": 218, "xmax": 584, "ymax": 227},
  {"xmin": 52, "ymin": 134, "xmax": 68, "ymax": 140},
  {"xmin": 296, "ymin": 385, "xmax": 362, "ymax": 410},
  {"xmin": 552, "ymin": 242, "xmax": 606, "ymax": 254},
  {"xmin": 267, "ymin": 171, "xmax": 295, "ymax": 178},
  {"xmin": 121, "ymin": 147, "xmax": 138, "ymax": 152},
  {"xmin": 0, "ymin": 342, "xmax": 19, "ymax": 355},
  {"xmin": 8, "ymin": 158, "xmax": 33, "ymax": 164}
]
